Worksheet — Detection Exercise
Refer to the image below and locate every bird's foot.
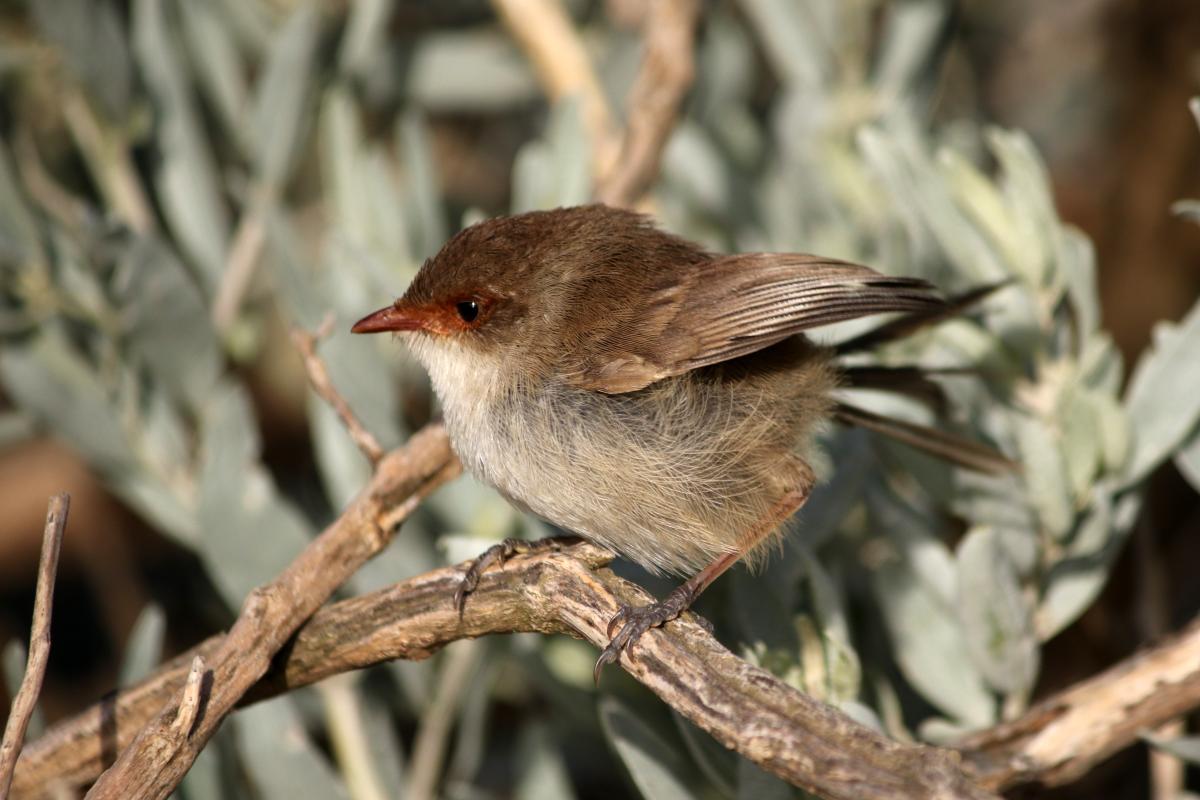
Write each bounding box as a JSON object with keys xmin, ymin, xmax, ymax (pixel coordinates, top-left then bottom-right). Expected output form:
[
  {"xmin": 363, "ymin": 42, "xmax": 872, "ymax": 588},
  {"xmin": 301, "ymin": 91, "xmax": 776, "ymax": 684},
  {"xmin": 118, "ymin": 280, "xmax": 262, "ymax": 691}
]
[
  {"xmin": 454, "ymin": 536, "xmax": 578, "ymax": 614},
  {"xmin": 593, "ymin": 583, "xmax": 707, "ymax": 684}
]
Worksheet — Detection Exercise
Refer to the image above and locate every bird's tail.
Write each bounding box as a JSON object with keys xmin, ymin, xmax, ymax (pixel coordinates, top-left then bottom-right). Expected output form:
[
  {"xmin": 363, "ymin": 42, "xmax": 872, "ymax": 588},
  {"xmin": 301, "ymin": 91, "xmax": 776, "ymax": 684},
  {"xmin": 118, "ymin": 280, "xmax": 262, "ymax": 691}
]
[{"xmin": 832, "ymin": 282, "xmax": 1017, "ymax": 474}]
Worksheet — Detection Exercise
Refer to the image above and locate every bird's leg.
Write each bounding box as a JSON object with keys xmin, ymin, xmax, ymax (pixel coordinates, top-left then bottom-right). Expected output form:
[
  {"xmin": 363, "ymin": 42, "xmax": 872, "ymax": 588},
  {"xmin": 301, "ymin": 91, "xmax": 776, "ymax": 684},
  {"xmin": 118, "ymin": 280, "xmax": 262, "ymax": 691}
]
[
  {"xmin": 455, "ymin": 535, "xmax": 582, "ymax": 614},
  {"xmin": 593, "ymin": 476, "xmax": 812, "ymax": 684}
]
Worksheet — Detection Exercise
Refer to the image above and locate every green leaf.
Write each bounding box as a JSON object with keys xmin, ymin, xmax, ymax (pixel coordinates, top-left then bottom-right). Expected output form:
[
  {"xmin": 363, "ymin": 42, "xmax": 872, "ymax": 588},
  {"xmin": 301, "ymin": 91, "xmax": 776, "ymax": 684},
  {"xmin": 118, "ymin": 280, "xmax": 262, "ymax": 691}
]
[
  {"xmin": 1058, "ymin": 227, "xmax": 1101, "ymax": 337},
  {"xmin": 599, "ymin": 696, "xmax": 697, "ymax": 800},
  {"xmin": 1122, "ymin": 296, "xmax": 1200, "ymax": 485},
  {"xmin": 955, "ymin": 527, "xmax": 1038, "ymax": 695},
  {"xmin": 512, "ymin": 98, "xmax": 591, "ymax": 213},
  {"xmin": 1142, "ymin": 732, "xmax": 1200, "ymax": 765},
  {"xmin": 1013, "ymin": 413, "xmax": 1073, "ymax": 540},
  {"xmin": 672, "ymin": 712, "xmax": 737, "ymax": 798},
  {"xmin": 114, "ymin": 239, "xmax": 221, "ymax": 411},
  {"xmin": 737, "ymin": 757, "xmax": 794, "ymax": 800},
  {"xmin": 873, "ymin": 0, "xmax": 949, "ymax": 98},
  {"xmin": 872, "ymin": 557, "xmax": 995, "ymax": 727},
  {"xmin": 179, "ymin": 0, "xmax": 254, "ymax": 157},
  {"xmin": 33, "ymin": 0, "xmax": 134, "ymax": 120},
  {"xmin": 237, "ymin": 697, "xmax": 350, "ymax": 799},
  {"xmin": 398, "ymin": 112, "xmax": 447, "ymax": 262},
  {"xmin": 0, "ymin": 327, "xmax": 134, "ymax": 471},
  {"xmin": 515, "ymin": 723, "xmax": 577, "ymax": 800},
  {"xmin": 251, "ymin": 6, "xmax": 321, "ymax": 186},
  {"xmin": 737, "ymin": 0, "xmax": 830, "ymax": 89},
  {"xmin": 1172, "ymin": 198, "xmax": 1200, "ymax": 222},
  {"xmin": 1176, "ymin": 427, "xmax": 1200, "ymax": 493},
  {"xmin": 0, "ymin": 136, "xmax": 45, "ymax": 266},
  {"xmin": 987, "ymin": 129, "xmax": 1059, "ymax": 289},
  {"xmin": 197, "ymin": 382, "xmax": 315, "ymax": 607},
  {"xmin": 406, "ymin": 30, "xmax": 539, "ymax": 112},
  {"xmin": 120, "ymin": 604, "xmax": 166, "ymax": 685},
  {"xmin": 1035, "ymin": 487, "xmax": 1117, "ymax": 640},
  {"xmin": 133, "ymin": 0, "xmax": 230, "ymax": 290}
]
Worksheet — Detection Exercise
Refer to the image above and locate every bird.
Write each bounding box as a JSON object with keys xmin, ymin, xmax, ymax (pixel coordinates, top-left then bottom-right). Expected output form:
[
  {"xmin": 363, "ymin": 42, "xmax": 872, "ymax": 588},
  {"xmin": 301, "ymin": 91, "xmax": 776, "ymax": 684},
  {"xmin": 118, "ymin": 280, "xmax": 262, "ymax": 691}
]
[{"xmin": 351, "ymin": 203, "xmax": 1012, "ymax": 680}]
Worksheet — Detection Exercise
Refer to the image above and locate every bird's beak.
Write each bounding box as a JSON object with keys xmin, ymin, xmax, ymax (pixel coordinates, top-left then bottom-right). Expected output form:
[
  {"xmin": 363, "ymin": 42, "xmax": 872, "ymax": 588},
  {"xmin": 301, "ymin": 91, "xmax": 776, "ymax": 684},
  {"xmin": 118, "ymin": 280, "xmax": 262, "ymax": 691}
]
[{"xmin": 351, "ymin": 303, "xmax": 426, "ymax": 334}]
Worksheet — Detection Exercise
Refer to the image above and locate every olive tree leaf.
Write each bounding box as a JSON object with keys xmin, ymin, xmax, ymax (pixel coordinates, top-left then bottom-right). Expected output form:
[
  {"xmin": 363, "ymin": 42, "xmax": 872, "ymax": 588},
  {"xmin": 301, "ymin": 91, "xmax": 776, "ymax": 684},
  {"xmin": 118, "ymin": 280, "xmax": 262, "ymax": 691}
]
[
  {"xmin": 132, "ymin": 0, "xmax": 231, "ymax": 290},
  {"xmin": 1121, "ymin": 296, "xmax": 1200, "ymax": 486},
  {"xmin": 197, "ymin": 382, "xmax": 315, "ymax": 607},
  {"xmin": 237, "ymin": 697, "xmax": 350, "ymax": 799},
  {"xmin": 955, "ymin": 527, "xmax": 1038, "ymax": 695},
  {"xmin": 599, "ymin": 696, "xmax": 697, "ymax": 800}
]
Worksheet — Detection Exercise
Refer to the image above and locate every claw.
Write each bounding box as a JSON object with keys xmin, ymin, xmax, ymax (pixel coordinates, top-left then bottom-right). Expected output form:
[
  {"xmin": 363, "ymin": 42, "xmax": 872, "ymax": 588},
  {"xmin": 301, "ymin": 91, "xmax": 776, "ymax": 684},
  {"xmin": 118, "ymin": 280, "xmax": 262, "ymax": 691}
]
[
  {"xmin": 593, "ymin": 587, "xmax": 704, "ymax": 684},
  {"xmin": 606, "ymin": 605, "xmax": 631, "ymax": 638},
  {"xmin": 454, "ymin": 536, "xmax": 577, "ymax": 617}
]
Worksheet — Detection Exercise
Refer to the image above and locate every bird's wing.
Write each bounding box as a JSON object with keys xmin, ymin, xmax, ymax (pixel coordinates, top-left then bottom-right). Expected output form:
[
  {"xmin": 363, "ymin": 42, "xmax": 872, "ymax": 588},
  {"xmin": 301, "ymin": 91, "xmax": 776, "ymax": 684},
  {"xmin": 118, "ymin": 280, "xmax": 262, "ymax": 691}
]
[{"xmin": 564, "ymin": 254, "xmax": 942, "ymax": 394}]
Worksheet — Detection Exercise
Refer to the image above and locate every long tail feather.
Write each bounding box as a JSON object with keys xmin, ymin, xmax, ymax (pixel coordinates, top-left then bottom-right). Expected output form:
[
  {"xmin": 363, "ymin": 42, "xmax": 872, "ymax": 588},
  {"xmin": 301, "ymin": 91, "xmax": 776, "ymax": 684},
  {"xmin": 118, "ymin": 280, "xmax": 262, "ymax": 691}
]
[{"xmin": 833, "ymin": 402, "xmax": 1018, "ymax": 474}]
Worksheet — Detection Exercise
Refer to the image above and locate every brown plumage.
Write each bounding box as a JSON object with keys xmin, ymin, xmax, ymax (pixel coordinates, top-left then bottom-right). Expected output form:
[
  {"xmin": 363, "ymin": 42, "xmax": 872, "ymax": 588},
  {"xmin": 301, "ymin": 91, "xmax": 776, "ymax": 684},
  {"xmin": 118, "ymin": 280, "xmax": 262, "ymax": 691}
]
[{"xmin": 352, "ymin": 204, "xmax": 1012, "ymax": 678}]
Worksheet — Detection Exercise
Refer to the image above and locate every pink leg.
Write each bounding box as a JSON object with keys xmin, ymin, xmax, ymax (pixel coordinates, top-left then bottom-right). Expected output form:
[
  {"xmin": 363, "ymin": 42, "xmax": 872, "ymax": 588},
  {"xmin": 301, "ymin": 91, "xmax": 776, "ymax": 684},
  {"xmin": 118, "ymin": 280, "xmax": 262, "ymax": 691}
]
[{"xmin": 593, "ymin": 481, "xmax": 812, "ymax": 684}]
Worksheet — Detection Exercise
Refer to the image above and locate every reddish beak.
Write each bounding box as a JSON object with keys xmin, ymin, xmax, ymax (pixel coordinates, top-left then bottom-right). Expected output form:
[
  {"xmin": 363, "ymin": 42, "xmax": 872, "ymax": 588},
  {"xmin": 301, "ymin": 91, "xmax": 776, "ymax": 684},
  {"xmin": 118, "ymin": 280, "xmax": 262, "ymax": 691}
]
[{"xmin": 351, "ymin": 304, "xmax": 425, "ymax": 334}]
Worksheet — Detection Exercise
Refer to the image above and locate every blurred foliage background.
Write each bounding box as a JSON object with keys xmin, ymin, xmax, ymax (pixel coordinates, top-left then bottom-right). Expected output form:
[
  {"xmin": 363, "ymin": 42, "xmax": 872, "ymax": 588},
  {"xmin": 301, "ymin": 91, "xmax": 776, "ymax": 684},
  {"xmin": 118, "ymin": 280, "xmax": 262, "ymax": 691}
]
[{"xmin": 0, "ymin": 0, "xmax": 1198, "ymax": 798}]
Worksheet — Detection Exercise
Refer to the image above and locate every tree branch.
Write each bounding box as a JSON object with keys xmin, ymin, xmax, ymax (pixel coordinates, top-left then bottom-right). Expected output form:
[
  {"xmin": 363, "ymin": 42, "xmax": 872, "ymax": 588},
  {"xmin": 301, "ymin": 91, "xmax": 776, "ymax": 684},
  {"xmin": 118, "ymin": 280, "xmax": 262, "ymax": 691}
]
[
  {"xmin": 77, "ymin": 424, "xmax": 459, "ymax": 800},
  {"xmin": 17, "ymin": 542, "xmax": 996, "ymax": 800},
  {"xmin": 595, "ymin": 0, "xmax": 701, "ymax": 208},
  {"xmin": 0, "ymin": 494, "xmax": 69, "ymax": 800},
  {"xmin": 290, "ymin": 316, "xmax": 386, "ymax": 465},
  {"xmin": 956, "ymin": 613, "xmax": 1200, "ymax": 791}
]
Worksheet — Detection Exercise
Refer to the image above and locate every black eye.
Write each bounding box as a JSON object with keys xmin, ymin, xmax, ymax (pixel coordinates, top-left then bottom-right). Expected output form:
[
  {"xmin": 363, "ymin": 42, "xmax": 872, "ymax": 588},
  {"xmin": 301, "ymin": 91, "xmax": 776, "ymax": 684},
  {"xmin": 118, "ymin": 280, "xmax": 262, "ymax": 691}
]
[{"xmin": 456, "ymin": 300, "xmax": 480, "ymax": 323}]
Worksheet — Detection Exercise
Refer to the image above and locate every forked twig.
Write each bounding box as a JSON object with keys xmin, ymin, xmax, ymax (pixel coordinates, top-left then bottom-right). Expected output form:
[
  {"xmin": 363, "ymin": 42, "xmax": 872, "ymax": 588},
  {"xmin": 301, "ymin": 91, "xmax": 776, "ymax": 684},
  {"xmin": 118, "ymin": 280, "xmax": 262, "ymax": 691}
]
[{"xmin": 291, "ymin": 315, "xmax": 386, "ymax": 466}]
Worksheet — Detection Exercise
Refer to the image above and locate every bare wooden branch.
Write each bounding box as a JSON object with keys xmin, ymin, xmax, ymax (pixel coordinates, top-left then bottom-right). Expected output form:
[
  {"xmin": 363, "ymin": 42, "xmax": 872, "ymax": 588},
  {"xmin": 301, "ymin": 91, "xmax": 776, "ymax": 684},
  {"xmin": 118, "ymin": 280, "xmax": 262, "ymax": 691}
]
[
  {"xmin": 489, "ymin": 0, "xmax": 619, "ymax": 177},
  {"xmin": 80, "ymin": 425, "xmax": 459, "ymax": 800},
  {"xmin": 957, "ymin": 614, "xmax": 1200, "ymax": 791},
  {"xmin": 290, "ymin": 316, "xmax": 386, "ymax": 466},
  {"xmin": 19, "ymin": 542, "xmax": 995, "ymax": 800},
  {"xmin": 595, "ymin": 0, "xmax": 701, "ymax": 208},
  {"xmin": 170, "ymin": 657, "xmax": 205, "ymax": 740},
  {"xmin": 0, "ymin": 493, "xmax": 69, "ymax": 800}
]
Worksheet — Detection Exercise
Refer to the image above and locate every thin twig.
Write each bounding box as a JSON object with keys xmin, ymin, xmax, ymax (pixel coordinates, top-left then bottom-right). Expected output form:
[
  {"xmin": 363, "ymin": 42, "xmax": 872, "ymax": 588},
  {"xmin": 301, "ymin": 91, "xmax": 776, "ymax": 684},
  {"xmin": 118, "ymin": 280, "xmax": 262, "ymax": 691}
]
[
  {"xmin": 0, "ymin": 494, "xmax": 69, "ymax": 800},
  {"xmin": 595, "ymin": 0, "xmax": 701, "ymax": 208},
  {"xmin": 489, "ymin": 0, "xmax": 619, "ymax": 178},
  {"xmin": 81, "ymin": 426, "xmax": 459, "ymax": 800},
  {"xmin": 19, "ymin": 542, "xmax": 995, "ymax": 800},
  {"xmin": 290, "ymin": 315, "xmax": 386, "ymax": 466}
]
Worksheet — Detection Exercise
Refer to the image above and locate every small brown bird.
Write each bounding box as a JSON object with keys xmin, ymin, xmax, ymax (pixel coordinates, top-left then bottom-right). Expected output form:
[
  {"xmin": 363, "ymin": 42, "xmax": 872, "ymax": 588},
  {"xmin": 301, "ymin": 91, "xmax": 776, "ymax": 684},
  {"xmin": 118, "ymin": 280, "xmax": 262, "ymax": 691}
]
[{"xmin": 353, "ymin": 204, "xmax": 1010, "ymax": 679}]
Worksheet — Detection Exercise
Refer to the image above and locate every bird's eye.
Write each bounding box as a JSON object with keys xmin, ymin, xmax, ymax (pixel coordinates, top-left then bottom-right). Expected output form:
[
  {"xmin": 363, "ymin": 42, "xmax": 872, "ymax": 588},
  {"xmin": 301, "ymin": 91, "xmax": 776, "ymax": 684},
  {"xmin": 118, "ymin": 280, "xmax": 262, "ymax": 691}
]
[{"xmin": 455, "ymin": 300, "xmax": 480, "ymax": 323}]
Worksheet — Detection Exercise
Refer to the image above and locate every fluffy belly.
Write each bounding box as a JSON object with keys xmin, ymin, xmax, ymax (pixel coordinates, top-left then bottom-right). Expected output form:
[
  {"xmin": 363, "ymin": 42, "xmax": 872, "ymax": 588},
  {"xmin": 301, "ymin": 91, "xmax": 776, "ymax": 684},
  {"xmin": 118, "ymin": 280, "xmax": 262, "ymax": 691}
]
[
  {"xmin": 419, "ymin": 336, "xmax": 832, "ymax": 576},
  {"xmin": 446, "ymin": 375, "xmax": 808, "ymax": 576}
]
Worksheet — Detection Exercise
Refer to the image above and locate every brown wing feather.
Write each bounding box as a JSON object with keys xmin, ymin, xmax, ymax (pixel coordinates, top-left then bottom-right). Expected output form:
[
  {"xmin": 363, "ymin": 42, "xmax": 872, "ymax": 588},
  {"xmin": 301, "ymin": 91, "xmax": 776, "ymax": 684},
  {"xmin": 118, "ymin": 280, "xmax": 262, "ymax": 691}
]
[{"xmin": 566, "ymin": 254, "xmax": 943, "ymax": 394}]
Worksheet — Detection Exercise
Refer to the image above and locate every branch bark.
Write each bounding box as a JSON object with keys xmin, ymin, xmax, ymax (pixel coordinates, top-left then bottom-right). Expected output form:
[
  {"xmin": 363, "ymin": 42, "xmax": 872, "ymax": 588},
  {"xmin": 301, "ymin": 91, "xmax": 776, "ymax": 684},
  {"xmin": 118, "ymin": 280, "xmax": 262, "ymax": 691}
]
[
  {"xmin": 78, "ymin": 424, "xmax": 459, "ymax": 800},
  {"xmin": 956, "ymin": 614, "xmax": 1200, "ymax": 791},
  {"xmin": 0, "ymin": 494, "xmax": 69, "ymax": 800},
  {"xmin": 595, "ymin": 0, "xmax": 701, "ymax": 208},
  {"xmin": 17, "ymin": 542, "xmax": 995, "ymax": 800}
]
